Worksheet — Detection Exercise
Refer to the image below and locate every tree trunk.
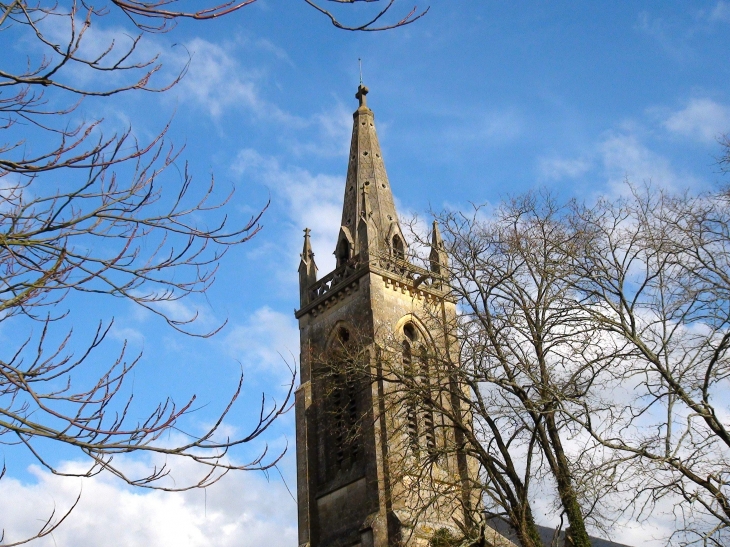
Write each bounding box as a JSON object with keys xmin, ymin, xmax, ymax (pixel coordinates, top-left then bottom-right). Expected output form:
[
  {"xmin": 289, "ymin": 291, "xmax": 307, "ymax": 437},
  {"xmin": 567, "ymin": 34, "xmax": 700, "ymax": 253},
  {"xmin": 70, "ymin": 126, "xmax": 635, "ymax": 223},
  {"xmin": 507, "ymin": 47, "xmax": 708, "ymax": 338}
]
[{"xmin": 544, "ymin": 413, "xmax": 591, "ymax": 547}]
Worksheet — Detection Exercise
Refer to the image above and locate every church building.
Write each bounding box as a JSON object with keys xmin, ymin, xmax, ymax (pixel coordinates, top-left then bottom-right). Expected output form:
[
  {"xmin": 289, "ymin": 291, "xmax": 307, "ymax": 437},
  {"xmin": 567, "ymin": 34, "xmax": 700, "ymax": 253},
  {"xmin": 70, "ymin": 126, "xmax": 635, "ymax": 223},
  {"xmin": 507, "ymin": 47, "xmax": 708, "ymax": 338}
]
[{"xmin": 294, "ymin": 85, "xmax": 484, "ymax": 547}]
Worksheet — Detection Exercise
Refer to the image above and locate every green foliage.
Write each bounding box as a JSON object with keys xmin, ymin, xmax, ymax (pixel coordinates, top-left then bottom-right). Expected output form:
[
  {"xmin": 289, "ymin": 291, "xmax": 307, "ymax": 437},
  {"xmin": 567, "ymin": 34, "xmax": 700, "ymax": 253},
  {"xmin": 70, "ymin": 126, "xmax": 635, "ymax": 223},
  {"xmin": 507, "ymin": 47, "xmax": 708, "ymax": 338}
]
[{"xmin": 430, "ymin": 528, "xmax": 460, "ymax": 547}]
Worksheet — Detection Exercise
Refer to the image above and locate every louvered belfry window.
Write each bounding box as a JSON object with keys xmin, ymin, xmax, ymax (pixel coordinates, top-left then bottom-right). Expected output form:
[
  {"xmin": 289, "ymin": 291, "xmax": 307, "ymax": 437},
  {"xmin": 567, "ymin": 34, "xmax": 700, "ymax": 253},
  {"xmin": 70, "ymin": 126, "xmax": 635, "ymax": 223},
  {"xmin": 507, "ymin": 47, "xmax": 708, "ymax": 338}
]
[
  {"xmin": 324, "ymin": 327, "xmax": 361, "ymax": 477},
  {"xmin": 419, "ymin": 346, "xmax": 437, "ymax": 456},
  {"xmin": 403, "ymin": 340, "xmax": 420, "ymax": 453},
  {"xmin": 402, "ymin": 323, "xmax": 437, "ymax": 459}
]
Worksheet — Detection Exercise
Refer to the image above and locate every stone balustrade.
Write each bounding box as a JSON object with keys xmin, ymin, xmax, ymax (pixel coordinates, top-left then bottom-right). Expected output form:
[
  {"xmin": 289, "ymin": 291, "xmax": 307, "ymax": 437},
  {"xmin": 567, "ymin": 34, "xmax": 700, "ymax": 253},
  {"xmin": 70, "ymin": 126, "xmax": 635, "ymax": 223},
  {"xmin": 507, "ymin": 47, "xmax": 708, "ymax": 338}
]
[
  {"xmin": 305, "ymin": 252, "xmax": 445, "ymax": 309},
  {"xmin": 308, "ymin": 257, "xmax": 363, "ymax": 302}
]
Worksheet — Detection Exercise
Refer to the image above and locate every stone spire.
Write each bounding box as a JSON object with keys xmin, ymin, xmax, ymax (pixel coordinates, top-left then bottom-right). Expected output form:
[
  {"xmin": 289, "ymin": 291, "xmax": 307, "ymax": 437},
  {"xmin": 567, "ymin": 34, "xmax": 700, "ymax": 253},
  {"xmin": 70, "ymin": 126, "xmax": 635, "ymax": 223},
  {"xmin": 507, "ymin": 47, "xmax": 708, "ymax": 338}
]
[
  {"xmin": 336, "ymin": 84, "xmax": 407, "ymax": 265},
  {"xmin": 298, "ymin": 228, "xmax": 317, "ymax": 306}
]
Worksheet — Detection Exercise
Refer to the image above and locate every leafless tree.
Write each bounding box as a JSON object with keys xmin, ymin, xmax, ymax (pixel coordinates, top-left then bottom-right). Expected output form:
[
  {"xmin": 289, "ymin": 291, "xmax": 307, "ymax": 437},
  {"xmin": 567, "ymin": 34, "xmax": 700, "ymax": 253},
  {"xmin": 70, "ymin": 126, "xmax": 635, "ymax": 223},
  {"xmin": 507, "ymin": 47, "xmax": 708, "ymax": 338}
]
[
  {"xmin": 0, "ymin": 0, "xmax": 425, "ymax": 544},
  {"xmin": 420, "ymin": 177, "xmax": 730, "ymax": 547},
  {"xmin": 719, "ymin": 134, "xmax": 730, "ymax": 174},
  {"xmin": 569, "ymin": 181, "xmax": 730, "ymax": 547},
  {"xmin": 318, "ymin": 139, "xmax": 730, "ymax": 547},
  {"xmin": 320, "ymin": 195, "xmax": 621, "ymax": 547},
  {"xmin": 425, "ymin": 194, "xmax": 626, "ymax": 547}
]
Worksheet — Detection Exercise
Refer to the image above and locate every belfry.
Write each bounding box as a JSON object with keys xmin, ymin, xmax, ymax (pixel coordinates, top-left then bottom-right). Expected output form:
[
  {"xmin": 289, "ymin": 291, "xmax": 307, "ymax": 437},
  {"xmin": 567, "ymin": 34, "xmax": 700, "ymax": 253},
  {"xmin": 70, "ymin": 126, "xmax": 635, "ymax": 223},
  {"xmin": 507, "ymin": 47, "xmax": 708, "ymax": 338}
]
[{"xmin": 295, "ymin": 86, "xmax": 477, "ymax": 547}]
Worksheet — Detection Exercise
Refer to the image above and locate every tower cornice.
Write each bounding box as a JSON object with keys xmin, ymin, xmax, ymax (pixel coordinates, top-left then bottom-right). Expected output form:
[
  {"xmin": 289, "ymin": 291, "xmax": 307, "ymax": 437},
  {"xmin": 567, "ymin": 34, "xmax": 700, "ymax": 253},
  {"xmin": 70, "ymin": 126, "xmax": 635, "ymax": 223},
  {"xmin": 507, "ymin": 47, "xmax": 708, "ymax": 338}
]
[{"xmin": 294, "ymin": 254, "xmax": 451, "ymax": 319}]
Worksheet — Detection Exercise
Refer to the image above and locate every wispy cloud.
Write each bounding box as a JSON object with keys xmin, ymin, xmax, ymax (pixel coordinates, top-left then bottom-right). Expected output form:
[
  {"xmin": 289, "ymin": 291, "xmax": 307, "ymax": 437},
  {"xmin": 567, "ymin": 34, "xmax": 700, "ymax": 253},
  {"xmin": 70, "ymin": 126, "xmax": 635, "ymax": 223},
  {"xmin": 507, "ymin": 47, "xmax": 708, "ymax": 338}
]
[
  {"xmin": 535, "ymin": 99, "xmax": 715, "ymax": 195},
  {"xmin": 253, "ymin": 37, "xmax": 294, "ymax": 65},
  {"xmin": 173, "ymin": 38, "xmax": 302, "ymax": 124},
  {"xmin": 598, "ymin": 132, "xmax": 697, "ymax": 192},
  {"xmin": 33, "ymin": 17, "xmax": 162, "ymax": 89},
  {"xmin": 233, "ymin": 148, "xmax": 342, "ymax": 276},
  {"xmin": 288, "ymin": 101, "xmax": 353, "ymax": 158},
  {"xmin": 663, "ymin": 98, "xmax": 730, "ymax": 142},
  {"xmin": 538, "ymin": 156, "xmax": 593, "ymax": 182},
  {"xmin": 109, "ymin": 324, "xmax": 146, "ymax": 345},
  {"xmin": 443, "ymin": 108, "xmax": 522, "ymax": 144},
  {"xmin": 709, "ymin": 1, "xmax": 730, "ymax": 23},
  {"xmin": 635, "ymin": 11, "xmax": 689, "ymax": 60},
  {"xmin": 223, "ymin": 306, "xmax": 299, "ymax": 380}
]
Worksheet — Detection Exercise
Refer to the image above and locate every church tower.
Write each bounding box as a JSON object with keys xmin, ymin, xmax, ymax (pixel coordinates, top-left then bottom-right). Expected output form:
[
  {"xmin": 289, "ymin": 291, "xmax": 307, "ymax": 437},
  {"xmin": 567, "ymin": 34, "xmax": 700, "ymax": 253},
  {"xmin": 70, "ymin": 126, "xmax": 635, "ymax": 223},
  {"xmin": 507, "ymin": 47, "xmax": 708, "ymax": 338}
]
[{"xmin": 295, "ymin": 85, "xmax": 476, "ymax": 547}]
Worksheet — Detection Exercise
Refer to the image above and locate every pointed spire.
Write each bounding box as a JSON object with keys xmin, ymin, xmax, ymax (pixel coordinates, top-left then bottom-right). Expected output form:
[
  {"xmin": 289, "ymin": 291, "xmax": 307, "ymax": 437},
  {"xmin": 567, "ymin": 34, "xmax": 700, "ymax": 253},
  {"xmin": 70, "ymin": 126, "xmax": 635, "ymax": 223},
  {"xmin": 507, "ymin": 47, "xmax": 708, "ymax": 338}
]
[
  {"xmin": 299, "ymin": 228, "xmax": 317, "ymax": 306},
  {"xmin": 429, "ymin": 220, "xmax": 449, "ymax": 279},
  {"xmin": 338, "ymin": 84, "xmax": 407, "ymax": 261},
  {"xmin": 430, "ymin": 220, "xmax": 444, "ymax": 250}
]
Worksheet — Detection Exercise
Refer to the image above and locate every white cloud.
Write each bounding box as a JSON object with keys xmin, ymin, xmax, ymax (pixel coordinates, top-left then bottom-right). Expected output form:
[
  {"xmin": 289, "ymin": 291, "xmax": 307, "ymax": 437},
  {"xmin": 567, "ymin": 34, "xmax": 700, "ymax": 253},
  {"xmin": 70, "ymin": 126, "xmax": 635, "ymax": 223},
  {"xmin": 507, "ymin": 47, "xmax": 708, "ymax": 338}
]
[
  {"xmin": 233, "ymin": 148, "xmax": 342, "ymax": 275},
  {"xmin": 538, "ymin": 156, "xmax": 593, "ymax": 181},
  {"xmin": 0, "ymin": 460, "xmax": 296, "ymax": 547},
  {"xmin": 663, "ymin": 98, "xmax": 730, "ymax": 142},
  {"xmin": 443, "ymin": 108, "xmax": 522, "ymax": 144},
  {"xmin": 223, "ymin": 306, "xmax": 299, "ymax": 378},
  {"xmin": 174, "ymin": 38, "xmax": 300, "ymax": 123},
  {"xmin": 598, "ymin": 133, "xmax": 700, "ymax": 193}
]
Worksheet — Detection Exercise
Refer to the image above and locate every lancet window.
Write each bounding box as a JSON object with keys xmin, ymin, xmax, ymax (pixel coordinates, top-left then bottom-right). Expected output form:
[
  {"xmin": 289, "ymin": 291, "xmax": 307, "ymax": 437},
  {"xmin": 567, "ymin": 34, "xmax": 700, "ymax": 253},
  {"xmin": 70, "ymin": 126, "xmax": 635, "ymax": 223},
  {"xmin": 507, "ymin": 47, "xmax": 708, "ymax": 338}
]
[
  {"xmin": 419, "ymin": 346, "xmax": 437, "ymax": 454},
  {"xmin": 336, "ymin": 237, "xmax": 350, "ymax": 267},
  {"xmin": 322, "ymin": 327, "xmax": 361, "ymax": 478},
  {"xmin": 392, "ymin": 234, "xmax": 405, "ymax": 260},
  {"xmin": 401, "ymin": 322, "xmax": 438, "ymax": 460},
  {"xmin": 403, "ymin": 340, "xmax": 419, "ymax": 452}
]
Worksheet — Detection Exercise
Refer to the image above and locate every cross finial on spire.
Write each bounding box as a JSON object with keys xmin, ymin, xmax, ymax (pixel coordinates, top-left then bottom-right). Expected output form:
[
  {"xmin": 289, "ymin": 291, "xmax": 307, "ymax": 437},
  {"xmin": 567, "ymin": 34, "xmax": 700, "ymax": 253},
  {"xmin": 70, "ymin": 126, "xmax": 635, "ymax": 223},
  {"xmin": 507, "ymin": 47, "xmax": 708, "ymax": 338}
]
[
  {"xmin": 298, "ymin": 227, "xmax": 317, "ymax": 304},
  {"xmin": 356, "ymin": 84, "xmax": 369, "ymax": 109},
  {"xmin": 301, "ymin": 227, "xmax": 314, "ymax": 260}
]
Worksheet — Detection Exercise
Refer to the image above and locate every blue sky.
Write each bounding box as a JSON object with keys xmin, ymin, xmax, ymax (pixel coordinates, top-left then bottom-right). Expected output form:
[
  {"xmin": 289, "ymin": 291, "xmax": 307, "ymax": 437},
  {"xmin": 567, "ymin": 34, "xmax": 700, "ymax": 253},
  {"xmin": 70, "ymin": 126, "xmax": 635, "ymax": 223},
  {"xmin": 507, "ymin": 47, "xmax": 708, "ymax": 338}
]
[{"xmin": 2, "ymin": 1, "xmax": 730, "ymax": 545}]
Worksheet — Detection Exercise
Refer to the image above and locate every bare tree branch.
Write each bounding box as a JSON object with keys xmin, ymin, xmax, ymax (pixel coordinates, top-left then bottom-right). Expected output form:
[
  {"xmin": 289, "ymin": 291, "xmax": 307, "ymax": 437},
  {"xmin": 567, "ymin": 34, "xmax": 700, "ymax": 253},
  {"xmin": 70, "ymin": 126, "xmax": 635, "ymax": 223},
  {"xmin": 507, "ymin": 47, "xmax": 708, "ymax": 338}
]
[{"xmin": 0, "ymin": 0, "xmax": 424, "ymax": 543}]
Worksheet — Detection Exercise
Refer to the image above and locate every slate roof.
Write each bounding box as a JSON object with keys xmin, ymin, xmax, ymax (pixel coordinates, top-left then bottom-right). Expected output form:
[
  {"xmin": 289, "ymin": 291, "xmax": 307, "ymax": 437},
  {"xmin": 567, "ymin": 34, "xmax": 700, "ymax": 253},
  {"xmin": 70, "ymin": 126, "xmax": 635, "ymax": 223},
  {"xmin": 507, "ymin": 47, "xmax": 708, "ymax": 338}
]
[{"xmin": 486, "ymin": 517, "xmax": 633, "ymax": 547}]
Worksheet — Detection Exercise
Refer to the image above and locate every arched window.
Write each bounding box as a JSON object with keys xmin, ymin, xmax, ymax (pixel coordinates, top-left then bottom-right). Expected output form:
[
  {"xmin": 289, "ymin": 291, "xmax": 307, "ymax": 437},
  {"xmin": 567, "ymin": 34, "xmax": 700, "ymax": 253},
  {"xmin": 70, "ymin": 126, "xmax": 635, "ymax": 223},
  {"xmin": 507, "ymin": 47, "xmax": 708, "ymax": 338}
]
[
  {"xmin": 336, "ymin": 237, "xmax": 350, "ymax": 267},
  {"xmin": 403, "ymin": 322, "xmax": 417, "ymax": 342},
  {"xmin": 401, "ymin": 322, "xmax": 437, "ymax": 460},
  {"xmin": 322, "ymin": 326, "xmax": 361, "ymax": 478},
  {"xmin": 392, "ymin": 234, "xmax": 405, "ymax": 259},
  {"xmin": 419, "ymin": 346, "xmax": 436, "ymax": 456},
  {"xmin": 402, "ymin": 340, "xmax": 419, "ymax": 453}
]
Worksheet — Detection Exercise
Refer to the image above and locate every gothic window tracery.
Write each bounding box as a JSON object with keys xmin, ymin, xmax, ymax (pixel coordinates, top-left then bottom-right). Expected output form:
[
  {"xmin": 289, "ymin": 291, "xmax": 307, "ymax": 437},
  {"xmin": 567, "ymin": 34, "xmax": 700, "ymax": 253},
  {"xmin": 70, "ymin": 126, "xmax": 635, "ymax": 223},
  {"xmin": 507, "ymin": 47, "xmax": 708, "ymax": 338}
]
[
  {"xmin": 321, "ymin": 326, "xmax": 362, "ymax": 480},
  {"xmin": 402, "ymin": 340, "xmax": 419, "ymax": 453},
  {"xmin": 401, "ymin": 322, "xmax": 438, "ymax": 460},
  {"xmin": 419, "ymin": 346, "xmax": 437, "ymax": 455}
]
